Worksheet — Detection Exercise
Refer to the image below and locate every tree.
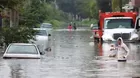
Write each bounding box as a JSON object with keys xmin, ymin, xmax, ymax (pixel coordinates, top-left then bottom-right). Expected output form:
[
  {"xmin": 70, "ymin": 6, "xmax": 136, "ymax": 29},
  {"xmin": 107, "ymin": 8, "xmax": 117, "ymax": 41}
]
[
  {"xmin": 0, "ymin": 0, "xmax": 25, "ymax": 27},
  {"xmin": 0, "ymin": 0, "xmax": 71, "ymax": 46},
  {"xmin": 20, "ymin": 0, "xmax": 47, "ymax": 27},
  {"xmin": 1, "ymin": 26, "xmax": 36, "ymax": 46},
  {"xmin": 112, "ymin": 0, "xmax": 130, "ymax": 12},
  {"xmin": 57, "ymin": 0, "xmax": 99, "ymax": 19},
  {"xmin": 0, "ymin": 0, "xmax": 42, "ymax": 46},
  {"xmin": 96, "ymin": 0, "xmax": 112, "ymax": 12},
  {"xmin": 75, "ymin": 0, "xmax": 98, "ymax": 19},
  {"xmin": 89, "ymin": 1, "xmax": 98, "ymax": 19}
]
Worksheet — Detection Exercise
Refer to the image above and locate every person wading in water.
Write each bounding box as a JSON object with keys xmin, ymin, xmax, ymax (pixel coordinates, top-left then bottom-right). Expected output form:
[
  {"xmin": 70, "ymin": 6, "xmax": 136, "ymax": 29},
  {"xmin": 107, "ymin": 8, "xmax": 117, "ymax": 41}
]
[
  {"xmin": 73, "ymin": 23, "xmax": 77, "ymax": 30},
  {"xmin": 109, "ymin": 37, "xmax": 129, "ymax": 62}
]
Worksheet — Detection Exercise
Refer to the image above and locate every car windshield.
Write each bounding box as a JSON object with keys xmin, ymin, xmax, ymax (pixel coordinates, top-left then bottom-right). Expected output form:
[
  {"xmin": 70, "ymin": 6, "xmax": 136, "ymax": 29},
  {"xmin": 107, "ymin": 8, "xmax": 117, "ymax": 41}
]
[
  {"xmin": 41, "ymin": 24, "xmax": 52, "ymax": 28},
  {"xmin": 104, "ymin": 19, "xmax": 133, "ymax": 29},
  {"xmin": 35, "ymin": 30, "xmax": 47, "ymax": 36},
  {"xmin": 7, "ymin": 45, "xmax": 38, "ymax": 54}
]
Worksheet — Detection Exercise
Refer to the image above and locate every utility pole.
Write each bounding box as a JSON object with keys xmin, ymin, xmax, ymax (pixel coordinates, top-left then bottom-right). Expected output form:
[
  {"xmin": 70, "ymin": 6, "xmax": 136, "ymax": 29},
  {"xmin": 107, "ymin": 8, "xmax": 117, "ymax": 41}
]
[{"xmin": 120, "ymin": 0, "xmax": 122, "ymax": 12}]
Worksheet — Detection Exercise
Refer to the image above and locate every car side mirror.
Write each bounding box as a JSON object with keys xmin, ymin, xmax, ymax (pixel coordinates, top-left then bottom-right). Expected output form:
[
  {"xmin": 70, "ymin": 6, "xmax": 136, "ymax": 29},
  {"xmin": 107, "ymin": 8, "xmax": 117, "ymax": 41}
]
[
  {"xmin": 37, "ymin": 45, "xmax": 45, "ymax": 55},
  {"xmin": 48, "ymin": 34, "xmax": 51, "ymax": 36},
  {"xmin": 40, "ymin": 51, "xmax": 45, "ymax": 55}
]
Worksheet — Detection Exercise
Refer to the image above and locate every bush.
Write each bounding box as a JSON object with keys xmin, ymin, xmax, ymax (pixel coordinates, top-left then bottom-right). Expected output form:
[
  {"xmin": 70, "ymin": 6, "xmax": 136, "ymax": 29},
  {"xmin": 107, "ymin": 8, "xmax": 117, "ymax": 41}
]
[
  {"xmin": 44, "ymin": 20, "xmax": 65, "ymax": 29},
  {"xmin": 1, "ymin": 26, "xmax": 36, "ymax": 46},
  {"xmin": 80, "ymin": 19, "xmax": 97, "ymax": 26}
]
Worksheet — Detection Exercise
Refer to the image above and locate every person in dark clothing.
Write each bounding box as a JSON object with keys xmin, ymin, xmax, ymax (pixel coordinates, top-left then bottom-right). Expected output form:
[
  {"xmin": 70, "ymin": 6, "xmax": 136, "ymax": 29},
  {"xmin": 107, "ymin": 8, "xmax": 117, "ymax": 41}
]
[{"xmin": 73, "ymin": 23, "xmax": 77, "ymax": 30}]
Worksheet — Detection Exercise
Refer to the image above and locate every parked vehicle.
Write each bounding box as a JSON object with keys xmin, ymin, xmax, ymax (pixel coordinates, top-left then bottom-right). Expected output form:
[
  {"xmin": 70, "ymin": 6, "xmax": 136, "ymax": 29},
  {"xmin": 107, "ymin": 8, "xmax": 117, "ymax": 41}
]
[
  {"xmin": 29, "ymin": 28, "xmax": 51, "ymax": 53},
  {"xmin": 40, "ymin": 23, "xmax": 52, "ymax": 28},
  {"xmin": 3, "ymin": 43, "xmax": 41, "ymax": 59},
  {"xmin": 91, "ymin": 24, "xmax": 98, "ymax": 30},
  {"xmin": 93, "ymin": 12, "xmax": 138, "ymax": 42},
  {"xmin": 40, "ymin": 23, "xmax": 52, "ymax": 36},
  {"xmin": 91, "ymin": 24, "xmax": 99, "ymax": 41}
]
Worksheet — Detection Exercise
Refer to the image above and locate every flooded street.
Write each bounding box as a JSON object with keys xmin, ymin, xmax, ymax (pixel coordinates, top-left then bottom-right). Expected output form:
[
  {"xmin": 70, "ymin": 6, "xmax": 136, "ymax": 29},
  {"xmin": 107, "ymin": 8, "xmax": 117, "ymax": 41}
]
[{"xmin": 0, "ymin": 28, "xmax": 140, "ymax": 78}]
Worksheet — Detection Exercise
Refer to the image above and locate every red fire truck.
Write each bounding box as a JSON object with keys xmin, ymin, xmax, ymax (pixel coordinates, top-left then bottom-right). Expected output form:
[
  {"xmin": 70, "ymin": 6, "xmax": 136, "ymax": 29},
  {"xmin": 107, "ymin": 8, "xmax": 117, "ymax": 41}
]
[{"xmin": 93, "ymin": 12, "xmax": 138, "ymax": 42}]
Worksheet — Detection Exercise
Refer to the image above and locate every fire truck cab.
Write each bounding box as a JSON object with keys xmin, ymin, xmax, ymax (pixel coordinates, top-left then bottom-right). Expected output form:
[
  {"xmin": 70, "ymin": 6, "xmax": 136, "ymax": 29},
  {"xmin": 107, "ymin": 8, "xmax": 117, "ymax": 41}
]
[{"xmin": 94, "ymin": 12, "xmax": 139, "ymax": 42}]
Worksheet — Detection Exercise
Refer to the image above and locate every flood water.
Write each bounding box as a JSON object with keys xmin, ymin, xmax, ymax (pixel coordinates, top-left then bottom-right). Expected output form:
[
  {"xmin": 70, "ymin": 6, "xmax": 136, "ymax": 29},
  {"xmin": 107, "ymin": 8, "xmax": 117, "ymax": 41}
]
[{"xmin": 0, "ymin": 28, "xmax": 140, "ymax": 78}]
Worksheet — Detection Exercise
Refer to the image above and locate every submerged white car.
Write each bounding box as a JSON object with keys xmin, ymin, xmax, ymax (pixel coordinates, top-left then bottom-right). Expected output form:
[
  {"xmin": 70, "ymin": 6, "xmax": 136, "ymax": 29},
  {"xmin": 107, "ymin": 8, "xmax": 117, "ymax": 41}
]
[
  {"xmin": 3, "ymin": 43, "xmax": 41, "ymax": 59},
  {"xmin": 29, "ymin": 28, "xmax": 51, "ymax": 53},
  {"xmin": 40, "ymin": 23, "xmax": 52, "ymax": 36}
]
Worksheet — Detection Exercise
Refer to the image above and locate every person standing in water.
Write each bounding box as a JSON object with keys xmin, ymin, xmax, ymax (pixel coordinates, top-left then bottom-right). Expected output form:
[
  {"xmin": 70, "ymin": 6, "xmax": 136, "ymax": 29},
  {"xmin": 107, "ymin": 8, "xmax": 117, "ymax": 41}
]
[
  {"xmin": 109, "ymin": 37, "xmax": 129, "ymax": 62},
  {"xmin": 68, "ymin": 24, "xmax": 72, "ymax": 31},
  {"xmin": 73, "ymin": 23, "xmax": 77, "ymax": 30}
]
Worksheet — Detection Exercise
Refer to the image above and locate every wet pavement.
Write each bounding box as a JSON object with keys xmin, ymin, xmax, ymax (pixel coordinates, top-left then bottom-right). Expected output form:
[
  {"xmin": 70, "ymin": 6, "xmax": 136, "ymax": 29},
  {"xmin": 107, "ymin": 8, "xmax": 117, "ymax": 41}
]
[{"xmin": 0, "ymin": 28, "xmax": 140, "ymax": 78}]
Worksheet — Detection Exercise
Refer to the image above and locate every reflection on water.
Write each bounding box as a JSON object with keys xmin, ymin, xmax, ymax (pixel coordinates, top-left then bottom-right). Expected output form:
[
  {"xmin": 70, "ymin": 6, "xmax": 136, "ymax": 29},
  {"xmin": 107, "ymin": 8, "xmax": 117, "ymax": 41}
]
[
  {"xmin": 10, "ymin": 64, "xmax": 22, "ymax": 78},
  {"xmin": 0, "ymin": 60, "xmax": 41, "ymax": 78},
  {"xmin": 0, "ymin": 29, "xmax": 140, "ymax": 78}
]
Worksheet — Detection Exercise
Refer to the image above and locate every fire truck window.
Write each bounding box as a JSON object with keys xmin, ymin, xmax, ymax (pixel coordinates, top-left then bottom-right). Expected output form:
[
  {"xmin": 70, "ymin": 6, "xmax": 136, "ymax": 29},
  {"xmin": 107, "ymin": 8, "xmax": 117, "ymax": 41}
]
[{"xmin": 104, "ymin": 19, "xmax": 133, "ymax": 29}]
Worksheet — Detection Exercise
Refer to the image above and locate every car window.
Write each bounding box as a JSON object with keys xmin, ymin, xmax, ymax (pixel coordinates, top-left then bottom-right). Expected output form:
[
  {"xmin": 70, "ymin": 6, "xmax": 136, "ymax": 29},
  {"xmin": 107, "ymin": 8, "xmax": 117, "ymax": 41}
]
[
  {"xmin": 7, "ymin": 45, "xmax": 38, "ymax": 54},
  {"xmin": 35, "ymin": 30, "xmax": 47, "ymax": 36}
]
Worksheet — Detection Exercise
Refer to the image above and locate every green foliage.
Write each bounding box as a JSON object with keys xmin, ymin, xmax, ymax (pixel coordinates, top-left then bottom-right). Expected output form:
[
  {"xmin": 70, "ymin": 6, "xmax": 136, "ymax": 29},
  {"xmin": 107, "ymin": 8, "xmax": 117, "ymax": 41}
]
[
  {"xmin": 20, "ymin": 0, "xmax": 47, "ymax": 27},
  {"xmin": 81, "ymin": 19, "xmax": 97, "ymax": 26},
  {"xmin": 73, "ymin": 19, "xmax": 97, "ymax": 27},
  {"xmin": 96, "ymin": 0, "xmax": 112, "ymax": 12},
  {"xmin": 57, "ymin": 0, "xmax": 77, "ymax": 14},
  {"xmin": 112, "ymin": 0, "xmax": 130, "ymax": 12},
  {"xmin": 50, "ymin": 20, "xmax": 64, "ymax": 28},
  {"xmin": 57, "ymin": 0, "xmax": 98, "ymax": 19},
  {"xmin": 0, "ymin": 0, "xmax": 24, "ymax": 10},
  {"xmin": 43, "ymin": 19, "xmax": 64, "ymax": 29},
  {"xmin": 1, "ymin": 26, "xmax": 36, "ymax": 46},
  {"xmin": 42, "ymin": 2, "xmax": 68, "ymax": 28},
  {"xmin": 20, "ymin": 0, "xmax": 68, "ymax": 28},
  {"xmin": 112, "ymin": 0, "xmax": 120, "ymax": 11},
  {"xmin": 0, "ymin": 0, "xmax": 70, "ymax": 45},
  {"xmin": 44, "ymin": 3, "xmax": 68, "ymax": 21}
]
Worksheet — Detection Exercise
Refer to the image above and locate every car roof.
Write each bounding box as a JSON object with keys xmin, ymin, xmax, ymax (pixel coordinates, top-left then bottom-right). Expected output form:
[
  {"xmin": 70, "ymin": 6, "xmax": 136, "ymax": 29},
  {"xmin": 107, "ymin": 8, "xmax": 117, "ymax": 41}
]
[
  {"xmin": 10, "ymin": 43, "xmax": 36, "ymax": 46},
  {"xmin": 33, "ymin": 28, "xmax": 47, "ymax": 30},
  {"xmin": 42, "ymin": 23, "xmax": 52, "ymax": 25}
]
